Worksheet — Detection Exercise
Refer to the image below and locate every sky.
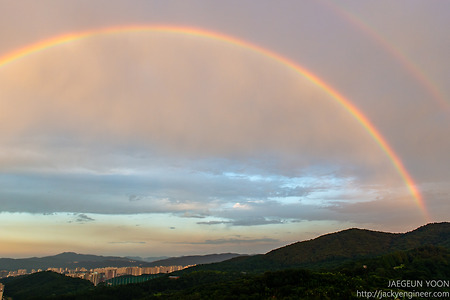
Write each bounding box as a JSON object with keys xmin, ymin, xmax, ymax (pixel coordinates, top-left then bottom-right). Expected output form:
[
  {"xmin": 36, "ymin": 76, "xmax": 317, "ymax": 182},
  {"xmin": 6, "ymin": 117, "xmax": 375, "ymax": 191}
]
[{"xmin": 0, "ymin": 0, "xmax": 449, "ymax": 258}]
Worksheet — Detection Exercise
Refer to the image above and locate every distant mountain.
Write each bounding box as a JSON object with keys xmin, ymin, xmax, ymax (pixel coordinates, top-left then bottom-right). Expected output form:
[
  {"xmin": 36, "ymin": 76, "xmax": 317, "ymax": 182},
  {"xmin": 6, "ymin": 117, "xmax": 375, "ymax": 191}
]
[
  {"xmin": 0, "ymin": 252, "xmax": 244, "ymax": 272},
  {"xmin": 147, "ymin": 253, "xmax": 243, "ymax": 267},
  {"xmin": 5, "ymin": 245, "xmax": 449, "ymax": 300},
  {"xmin": 1, "ymin": 223, "xmax": 449, "ymax": 300},
  {"xmin": 191, "ymin": 222, "xmax": 450, "ymax": 272},
  {"xmin": 126, "ymin": 256, "xmax": 169, "ymax": 262},
  {"xmin": 0, "ymin": 252, "xmax": 147, "ymax": 271},
  {"xmin": 1, "ymin": 223, "xmax": 448, "ymax": 274}
]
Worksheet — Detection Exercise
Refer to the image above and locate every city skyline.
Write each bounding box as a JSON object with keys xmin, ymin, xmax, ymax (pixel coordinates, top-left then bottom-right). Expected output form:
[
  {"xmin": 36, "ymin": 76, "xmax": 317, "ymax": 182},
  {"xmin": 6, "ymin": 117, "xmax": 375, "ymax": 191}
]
[
  {"xmin": 1, "ymin": 265, "xmax": 190, "ymax": 286},
  {"xmin": 0, "ymin": 1, "xmax": 449, "ymax": 258}
]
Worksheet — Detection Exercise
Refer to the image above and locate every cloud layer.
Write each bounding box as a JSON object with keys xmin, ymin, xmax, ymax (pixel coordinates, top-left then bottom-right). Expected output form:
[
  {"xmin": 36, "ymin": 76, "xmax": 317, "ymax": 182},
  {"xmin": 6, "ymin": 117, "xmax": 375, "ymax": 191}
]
[{"xmin": 0, "ymin": 0, "xmax": 448, "ymax": 257}]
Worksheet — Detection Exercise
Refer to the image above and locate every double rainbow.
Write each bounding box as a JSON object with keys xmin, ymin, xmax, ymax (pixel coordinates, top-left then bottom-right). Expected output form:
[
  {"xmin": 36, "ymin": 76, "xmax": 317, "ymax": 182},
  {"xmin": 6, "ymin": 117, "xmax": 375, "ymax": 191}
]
[{"xmin": 0, "ymin": 25, "xmax": 429, "ymax": 220}]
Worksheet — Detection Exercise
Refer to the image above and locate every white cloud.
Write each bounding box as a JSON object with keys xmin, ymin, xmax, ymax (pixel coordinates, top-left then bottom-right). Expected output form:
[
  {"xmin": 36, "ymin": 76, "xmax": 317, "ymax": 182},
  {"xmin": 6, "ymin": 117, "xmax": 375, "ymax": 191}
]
[{"xmin": 0, "ymin": 0, "xmax": 448, "ymax": 257}]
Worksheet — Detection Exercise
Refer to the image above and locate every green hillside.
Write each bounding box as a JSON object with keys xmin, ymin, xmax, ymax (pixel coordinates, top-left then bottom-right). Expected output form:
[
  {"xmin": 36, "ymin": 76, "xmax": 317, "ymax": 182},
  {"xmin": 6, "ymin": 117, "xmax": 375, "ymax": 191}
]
[
  {"xmin": 190, "ymin": 222, "xmax": 450, "ymax": 272},
  {"xmin": 2, "ymin": 223, "xmax": 448, "ymax": 299},
  {"xmin": 393, "ymin": 222, "xmax": 450, "ymax": 249},
  {"xmin": 0, "ymin": 271, "xmax": 93, "ymax": 300},
  {"xmin": 339, "ymin": 245, "xmax": 450, "ymax": 280},
  {"xmin": 264, "ymin": 228, "xmax": 398, "ymax": 268},
  {"xmin": 149, "ymin": 246, "xmax": 450, "ymax": 300},
  {"xmin": 12, "ymin": 245, "xmax": 449, "ymax": 300}
]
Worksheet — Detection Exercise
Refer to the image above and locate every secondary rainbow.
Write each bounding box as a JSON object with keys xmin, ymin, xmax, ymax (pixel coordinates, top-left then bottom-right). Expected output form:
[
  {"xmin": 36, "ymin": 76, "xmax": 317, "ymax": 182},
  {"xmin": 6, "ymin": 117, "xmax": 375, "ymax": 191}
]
[
  {"xmin": 321, "ymin": 0, "xmax": 449, "ymax": 111},
  {"xmin": 0, "ymin": 25, "xmax": 429, "ymax": 220}
]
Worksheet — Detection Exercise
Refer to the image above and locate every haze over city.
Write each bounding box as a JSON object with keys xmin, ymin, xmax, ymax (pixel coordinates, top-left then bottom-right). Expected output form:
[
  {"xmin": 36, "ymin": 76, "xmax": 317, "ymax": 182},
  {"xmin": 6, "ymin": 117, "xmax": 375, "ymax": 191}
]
[{"xmin": 0, "ymin": 0, "xmax": 449, "ymax": 258}]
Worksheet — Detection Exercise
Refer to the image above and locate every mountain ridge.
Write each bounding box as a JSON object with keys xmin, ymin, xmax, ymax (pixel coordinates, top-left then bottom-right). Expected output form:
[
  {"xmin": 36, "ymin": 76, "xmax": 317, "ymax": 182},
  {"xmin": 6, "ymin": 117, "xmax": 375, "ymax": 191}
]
[
  {"xmin": 2, "ymin": 244, "xmax": 448, "ymax": 300},
  {"xmin": 1, "ymin": 222, "xmax": 448, "ymax": 272},
  {"xmin": 146, "ymin": 253, "xmax": 243, "ymax": 267},
  {"xmin": 0, "ymin": 252, "xmax": 243, "ymax": 271},
  {"xmin": 188, "ymin": 222, "xmax": 450, "ymax": 272}
]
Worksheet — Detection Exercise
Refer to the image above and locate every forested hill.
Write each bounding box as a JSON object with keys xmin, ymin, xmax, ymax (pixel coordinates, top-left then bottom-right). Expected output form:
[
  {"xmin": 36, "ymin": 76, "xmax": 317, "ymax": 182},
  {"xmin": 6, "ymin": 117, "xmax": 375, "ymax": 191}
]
[
  {"xmin": 1, "ymin": 223, "xmax": 449, "ymax": 299},
  {"xmin": 190, "ymin": 222, "xmax": 450, "ymax": 272},
  {"xmin": 264, "ymin": 222, "xmax": 450, "ymax": 268},
  {"xmin": 3, "ymin": 245, "xmax": 448, "ymax": 300},
  {"xmin": 0, "ymin": 271, "xmax": 93, "ymax": 300},
  {"xmin": 2, "ymin": 223, "xmax": 446, "ymax": 273}
]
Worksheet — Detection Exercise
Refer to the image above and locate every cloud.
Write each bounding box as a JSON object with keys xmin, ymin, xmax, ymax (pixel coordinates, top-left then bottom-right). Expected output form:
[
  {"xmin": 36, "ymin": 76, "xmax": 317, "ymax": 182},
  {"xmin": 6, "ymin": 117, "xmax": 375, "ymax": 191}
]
[
  {"xmin": 197, "ymin": 216, "xmax": 284, "ymax": 227},
  {"xmin": 0, "ymin": 167, "xmax": 364, "ymax": 215},
  {"xmin": 181, "ymin": 212, "xmax": 209, "ymax": 219},
  {"xmin": 0, "ymin": 2, "xmax": 448, "ymax": 259},
  {"xmin": 68, "ymin": 213, "xmax": 95, "ymax": 224},
  {"xmin": 174, "ymin": 238, "xmax": 279, "ymax": 245},
  {"xmin": 196, "ymin": 221, "xmax": 224, "ymax": 225},
  {"xmin": 128, "ymin": 195, "xmax": 143, "ymax": 202},
  {"xmin": 108, "ymin": 241, "xmax": 146, "ymax": 244},
  {"xmin": 2, "ymin": 33, "xmax": 442, "ymax": 227},
  {"xmin": 0, "ymin": 165, "xmax": 432, "ymax": 230},
  {"xmin": 0, "ymin": 34, "xmax": 398, "ymax": 174}
]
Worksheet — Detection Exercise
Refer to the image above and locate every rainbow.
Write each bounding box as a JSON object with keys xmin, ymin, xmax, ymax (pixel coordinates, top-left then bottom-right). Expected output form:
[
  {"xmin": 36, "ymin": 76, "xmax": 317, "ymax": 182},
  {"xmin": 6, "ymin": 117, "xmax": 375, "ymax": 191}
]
[
  {"xmin": 0, "ymin": 25, "xmax": 429, "ymax": 220},
  {"xmin": 321, "ymin": 0, "xmax": 449, "ymax": 112}
]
